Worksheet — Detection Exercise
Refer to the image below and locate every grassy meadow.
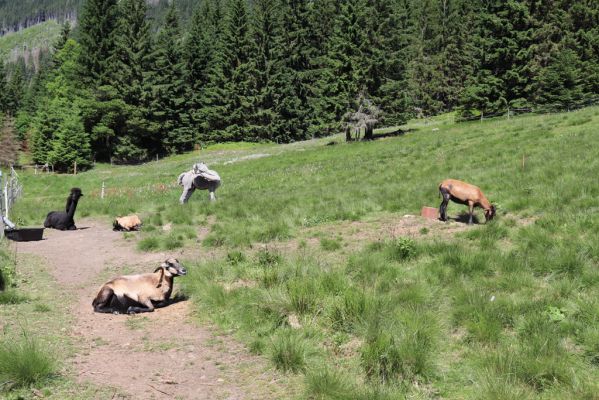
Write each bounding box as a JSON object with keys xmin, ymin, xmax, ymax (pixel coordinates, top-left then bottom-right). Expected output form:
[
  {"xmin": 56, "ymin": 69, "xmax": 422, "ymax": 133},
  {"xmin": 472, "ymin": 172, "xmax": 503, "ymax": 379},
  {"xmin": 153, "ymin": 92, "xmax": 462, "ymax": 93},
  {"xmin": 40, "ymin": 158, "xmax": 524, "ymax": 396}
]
[{"xmin": 4, "ymin": 107, "xmax": 599, "ymax": 398}]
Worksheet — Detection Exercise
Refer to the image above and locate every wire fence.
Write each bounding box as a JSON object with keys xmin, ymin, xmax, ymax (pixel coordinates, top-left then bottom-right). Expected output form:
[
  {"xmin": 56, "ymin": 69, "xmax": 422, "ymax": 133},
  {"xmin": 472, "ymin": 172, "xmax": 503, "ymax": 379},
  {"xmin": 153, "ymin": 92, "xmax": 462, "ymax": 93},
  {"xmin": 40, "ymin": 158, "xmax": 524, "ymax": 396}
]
[
  {"xmin": 0, "ymin": 166, "xmax": 23, "ymax": 238},
  {"xmin": 457, "ymin": 97, "xmax": 599, "ymax": 122}
]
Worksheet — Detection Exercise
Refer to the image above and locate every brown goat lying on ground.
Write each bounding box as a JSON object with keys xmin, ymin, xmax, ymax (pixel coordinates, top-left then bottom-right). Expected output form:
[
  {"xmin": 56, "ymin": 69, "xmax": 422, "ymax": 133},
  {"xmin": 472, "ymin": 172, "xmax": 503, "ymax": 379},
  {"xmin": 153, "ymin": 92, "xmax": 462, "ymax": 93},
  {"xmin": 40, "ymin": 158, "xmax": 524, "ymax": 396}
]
[
  {"xmin": 92, "ymin": 258, "xmax": 186, "ymax": 314},
  {"xmin": 439, "ymin": 179, "xmax": 496, "ymax": 225},
  {"xmin": 113, "ymin": 214, "xmax": 142, "ymax": 231}
]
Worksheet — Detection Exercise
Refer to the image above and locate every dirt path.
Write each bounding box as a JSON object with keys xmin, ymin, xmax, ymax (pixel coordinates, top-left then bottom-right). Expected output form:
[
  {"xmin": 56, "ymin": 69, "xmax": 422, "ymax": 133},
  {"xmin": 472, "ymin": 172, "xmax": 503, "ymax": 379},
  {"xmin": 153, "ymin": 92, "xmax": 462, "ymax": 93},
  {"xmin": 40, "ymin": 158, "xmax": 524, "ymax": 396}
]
[{"xmin": 17, "ymin": 219, "xmax": 294, "ymax": 400}]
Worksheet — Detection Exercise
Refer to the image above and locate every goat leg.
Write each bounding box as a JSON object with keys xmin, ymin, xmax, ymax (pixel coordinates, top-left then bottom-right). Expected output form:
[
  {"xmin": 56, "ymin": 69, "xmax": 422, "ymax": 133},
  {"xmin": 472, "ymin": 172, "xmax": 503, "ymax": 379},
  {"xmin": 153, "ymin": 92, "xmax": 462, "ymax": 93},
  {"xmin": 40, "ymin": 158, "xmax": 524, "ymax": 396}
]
[
  {"xmin": 468, "ymin": 201, "xmax": 474, "ymax": 225},
  {"xmin": 127, "ymin": 299, "xmax": 155, "ymax": 314}
]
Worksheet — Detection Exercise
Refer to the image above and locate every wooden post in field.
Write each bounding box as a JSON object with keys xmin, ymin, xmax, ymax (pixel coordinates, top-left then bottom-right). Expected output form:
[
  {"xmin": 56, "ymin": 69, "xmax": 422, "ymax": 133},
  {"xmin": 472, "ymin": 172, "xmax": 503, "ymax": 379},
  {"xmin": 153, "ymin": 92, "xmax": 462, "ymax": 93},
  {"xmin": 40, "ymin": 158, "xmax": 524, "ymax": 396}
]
[
  {"xmin": 101, "ymin": 181, "xmax": 105, "ymax": 199},
  {"xmin": 522, "ymin": 154, "xmax": 526, "ymax": 170},
  {"xmin": 74, "ymin": 161, "xmax": 77, "ymax": 175},
  {"xmin": 34, "ymin": 165, "xmax": 38, "ymax": 175}
]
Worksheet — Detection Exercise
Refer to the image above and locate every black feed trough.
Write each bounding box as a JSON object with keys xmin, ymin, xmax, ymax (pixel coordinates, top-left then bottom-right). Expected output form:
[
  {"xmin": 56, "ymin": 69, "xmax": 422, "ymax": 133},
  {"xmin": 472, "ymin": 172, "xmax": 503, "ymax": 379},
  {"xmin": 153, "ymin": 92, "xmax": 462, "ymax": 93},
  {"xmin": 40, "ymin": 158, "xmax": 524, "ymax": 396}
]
[{"xmin": 4, "ymin": 228, "xmax": 44, "ymax": 242}]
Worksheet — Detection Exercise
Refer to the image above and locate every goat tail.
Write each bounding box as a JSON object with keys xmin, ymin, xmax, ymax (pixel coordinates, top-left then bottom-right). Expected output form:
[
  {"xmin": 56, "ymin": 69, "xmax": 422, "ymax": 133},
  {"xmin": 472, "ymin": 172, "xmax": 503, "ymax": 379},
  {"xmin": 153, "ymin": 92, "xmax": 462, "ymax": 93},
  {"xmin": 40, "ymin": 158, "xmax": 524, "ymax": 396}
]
[
  {"xmin": 177, "ymin": 172, "xmax": 186, "ymax": 186},
  {"xmin": 92, "ymin": 285, "xmax": 113, "ymax": 307}
]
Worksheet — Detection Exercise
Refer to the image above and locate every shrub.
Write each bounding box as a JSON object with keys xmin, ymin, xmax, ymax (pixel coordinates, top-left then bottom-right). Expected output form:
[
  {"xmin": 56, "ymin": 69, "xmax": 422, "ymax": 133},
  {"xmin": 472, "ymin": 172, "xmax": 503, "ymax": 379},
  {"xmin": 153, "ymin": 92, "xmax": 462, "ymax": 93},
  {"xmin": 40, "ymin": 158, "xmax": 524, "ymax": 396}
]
[
  {"xmin": 320, "ymin": 237, "xmax": 342, "ymax": 251},
  {"xmin": 0, "ymin": 290, "xmax": 28, "ymax": 305},
  {"xmin": 137, "ymin": 236, "xmax": 160, "ymax": 251},
  {"xmin": 270, "ymin": 331, "xmax": 308, "ymax": 373},
  {"xmin": 305, "ymin": 368, "xmax": 354, "ymax": 400},
  {"xmin": 0, "ymin": 330, "xmax": 56, "ymax": 388},
  {"xmin": 385, "ymin": 237, "xmax": 417, "ymax": 261}
]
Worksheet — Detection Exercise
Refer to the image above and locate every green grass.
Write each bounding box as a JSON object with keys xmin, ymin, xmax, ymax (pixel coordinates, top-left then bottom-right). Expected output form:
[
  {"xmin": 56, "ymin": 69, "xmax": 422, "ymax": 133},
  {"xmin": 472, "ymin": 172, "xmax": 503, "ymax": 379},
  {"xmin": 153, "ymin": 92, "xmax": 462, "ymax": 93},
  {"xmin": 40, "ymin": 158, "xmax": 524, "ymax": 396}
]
[
  {"xmin": 0, "ymin": 329, "xmax": 56, "ymax": 388},
  {"xmin": 9, "ymin": 106, "xmax": 599, "ymax": 398}
]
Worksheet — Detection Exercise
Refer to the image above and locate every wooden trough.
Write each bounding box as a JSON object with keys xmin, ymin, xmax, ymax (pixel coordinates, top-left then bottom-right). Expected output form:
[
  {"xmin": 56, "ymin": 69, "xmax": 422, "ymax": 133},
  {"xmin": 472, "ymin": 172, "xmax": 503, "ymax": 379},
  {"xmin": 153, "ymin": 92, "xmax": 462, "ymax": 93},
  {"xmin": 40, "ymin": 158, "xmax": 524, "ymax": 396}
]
[
  {"xmin": 420, "ymin": 206, "xmax": 438, "ymax": 220},
  {"xmin": 4, "ymin": 228, "xmax": 44, "ymax": 242}
]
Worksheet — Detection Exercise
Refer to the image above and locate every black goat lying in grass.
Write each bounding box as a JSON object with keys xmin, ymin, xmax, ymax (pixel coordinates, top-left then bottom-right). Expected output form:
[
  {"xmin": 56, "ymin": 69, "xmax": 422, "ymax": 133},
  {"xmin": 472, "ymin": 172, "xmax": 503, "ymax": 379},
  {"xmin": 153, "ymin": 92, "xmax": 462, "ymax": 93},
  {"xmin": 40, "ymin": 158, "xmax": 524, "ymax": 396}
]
[{"xmin": 44, "ymin": 188, "xmax": 83, "ymax": 230}]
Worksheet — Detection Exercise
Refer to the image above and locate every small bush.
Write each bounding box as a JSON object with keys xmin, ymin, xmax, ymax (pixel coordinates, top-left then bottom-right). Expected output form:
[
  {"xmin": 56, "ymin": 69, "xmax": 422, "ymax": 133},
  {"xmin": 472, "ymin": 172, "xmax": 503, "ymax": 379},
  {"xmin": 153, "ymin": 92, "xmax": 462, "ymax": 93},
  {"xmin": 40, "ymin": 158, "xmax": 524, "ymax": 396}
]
[
  {"xmin": 287, "ymin": 279, "xmax": 319, "ymax": 314},
  {"xmin": 256, "ymin": 248, "xmax": 282, "ymax": 267},
  {"xmin": 137, "ymin": 236, "xmax": 160, "ymax": 251},
  {"xmin": 227, "ymin": 250, "xmax": 246, "ymax": 265},
  {"xmin": 0, "ymin": 330, "xmax": 56, "ymax": 388},
  {"xmin": 270, "ymin": 331, "xmax": 308, "ymax": 373},
  {"xmin": 320, "ymin": 237, "xmax": 342, "ymax": 251},
  {"xmin": 305, "ymin": 368, "xmax": 354, "ymax": 400},
  {"xmin": 162, "ymin": 233, "xmax": 183, "ymax": 250},
  {"xmin": 385, "ymin": 237, "xmax": 417, "ymax": 261},
  {"xmin": 0, "ymin": 289, "xmax": 28, "ymax": 305}
]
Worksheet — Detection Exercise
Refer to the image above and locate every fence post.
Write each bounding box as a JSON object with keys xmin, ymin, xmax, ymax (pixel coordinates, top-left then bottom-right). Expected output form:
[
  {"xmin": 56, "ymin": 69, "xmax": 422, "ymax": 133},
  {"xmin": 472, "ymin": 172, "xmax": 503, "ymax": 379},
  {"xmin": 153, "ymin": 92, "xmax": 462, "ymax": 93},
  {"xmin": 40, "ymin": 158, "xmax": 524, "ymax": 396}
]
[{"xmin": 101, "ymin": 181, "xmax": 105, "ymax": 200}]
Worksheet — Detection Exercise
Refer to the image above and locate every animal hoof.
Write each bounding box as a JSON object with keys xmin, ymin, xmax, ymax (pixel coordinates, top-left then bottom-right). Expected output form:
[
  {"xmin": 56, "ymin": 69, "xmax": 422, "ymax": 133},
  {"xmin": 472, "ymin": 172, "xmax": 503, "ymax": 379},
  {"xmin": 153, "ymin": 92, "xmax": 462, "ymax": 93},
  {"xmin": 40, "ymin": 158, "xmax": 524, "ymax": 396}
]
[{"xmin": 112, "ymin": 310, "xmax": 120, "ymax": 315}]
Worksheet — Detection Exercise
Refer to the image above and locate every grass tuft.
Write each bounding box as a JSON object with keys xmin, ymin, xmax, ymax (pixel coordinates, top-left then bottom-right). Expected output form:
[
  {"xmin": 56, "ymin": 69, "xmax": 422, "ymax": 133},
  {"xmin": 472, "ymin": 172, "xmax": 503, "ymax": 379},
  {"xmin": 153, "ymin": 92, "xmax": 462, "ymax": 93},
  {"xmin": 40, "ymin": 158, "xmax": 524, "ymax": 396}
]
[{"xmin": 0, "ymin": 330, "xmax": 56, "ymax": 388}]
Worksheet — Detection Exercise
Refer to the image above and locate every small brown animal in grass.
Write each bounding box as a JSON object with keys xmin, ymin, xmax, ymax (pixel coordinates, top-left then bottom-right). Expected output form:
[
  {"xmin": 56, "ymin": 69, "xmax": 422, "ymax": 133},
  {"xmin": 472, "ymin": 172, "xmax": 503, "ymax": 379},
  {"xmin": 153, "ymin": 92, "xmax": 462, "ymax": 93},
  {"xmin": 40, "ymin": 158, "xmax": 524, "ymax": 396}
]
[
  {"xmin": 92, "ymin": 258, "xmax": 186, "ymax": 314},
  {"xmin": 439, "ymin": 179, "xmax": 496, "ymax": 225},
  {"xmin": 113, "ymin": 214, "xmax": 142, "ymax": 231}
]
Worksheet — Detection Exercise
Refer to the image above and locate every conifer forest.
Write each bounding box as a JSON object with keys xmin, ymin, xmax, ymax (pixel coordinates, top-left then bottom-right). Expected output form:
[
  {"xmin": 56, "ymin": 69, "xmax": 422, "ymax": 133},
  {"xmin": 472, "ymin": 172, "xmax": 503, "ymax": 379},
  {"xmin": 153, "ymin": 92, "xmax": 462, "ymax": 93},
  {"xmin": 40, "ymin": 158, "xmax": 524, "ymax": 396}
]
[{"xmin": 1, "ymin": 0, "xmax": 598, "ymax": 170}]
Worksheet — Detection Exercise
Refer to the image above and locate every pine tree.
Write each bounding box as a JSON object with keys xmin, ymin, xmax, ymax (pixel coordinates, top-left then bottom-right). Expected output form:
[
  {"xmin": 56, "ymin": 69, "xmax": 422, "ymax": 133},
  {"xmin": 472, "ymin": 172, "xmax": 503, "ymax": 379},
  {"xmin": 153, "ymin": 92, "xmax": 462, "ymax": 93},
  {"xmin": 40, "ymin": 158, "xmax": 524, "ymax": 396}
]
[
  {"xmin": 184, "ymin": 0, "xmax": 218, "ymax": 140},
  {"xmin": 111, "ymin": 0, "xmax": 155, "ymax": 161},
  {"xmin": 459, "ymin": 0, "xmax": 533, "ymax": 116},
  {"xmin": 4, "ymin": 66, "xmax": 24, "ymax": 116},
  {"xmin": 365, "ymin": 0, "xmax": 412, "ymax": 125},
  {"xmin": 532, "ymin": 39, "xmax": 583, "ymax": 111},
  {"xmin": 46, "ymin": 100, "xmax": 92, "ymax": 172},
  {"xmin": 311, "ymin": 0, "xmax": 368, "ymax": 135},
  {"xmin": 0, "ymin": 116, "xmax": 19, "ymax": 167},
  {"xmin": 78, "ymin": 0, "xmax": 119, "ymax": 87},
  {"xmin": 0, "ymin": 62, "xmax": 7, "ymax": 113},
  {"xmin": 201, "ymin": 0, "xmax": 257, "ymax": 142},
  {"xmin": 271, "ymin": 0, "xmax": 318, "ymax": 141},
  {"xmin": 147, "ymin": 2, "xmax": 194, "ymax": 153},
  {"xmin": 251, "ymin": 0, "xmax": 282, "ymax": 140},
  {"xmin": 31, "ymin": 39, "xmax": 91, "ymax": 166}
]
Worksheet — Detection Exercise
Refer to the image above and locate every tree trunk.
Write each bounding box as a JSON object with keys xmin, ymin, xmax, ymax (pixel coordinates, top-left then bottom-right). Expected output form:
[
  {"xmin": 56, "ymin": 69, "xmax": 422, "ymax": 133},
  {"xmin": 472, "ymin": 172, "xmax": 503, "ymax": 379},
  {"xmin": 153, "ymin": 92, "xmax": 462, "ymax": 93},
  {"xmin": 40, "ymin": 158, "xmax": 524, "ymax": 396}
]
[
  {"xmin": 364, "ymin": 123, "xmax": 374, "ymax": 140},
  {"xmin": 345, "ymin": 126, "xmax": 352, "ymax": 142}
]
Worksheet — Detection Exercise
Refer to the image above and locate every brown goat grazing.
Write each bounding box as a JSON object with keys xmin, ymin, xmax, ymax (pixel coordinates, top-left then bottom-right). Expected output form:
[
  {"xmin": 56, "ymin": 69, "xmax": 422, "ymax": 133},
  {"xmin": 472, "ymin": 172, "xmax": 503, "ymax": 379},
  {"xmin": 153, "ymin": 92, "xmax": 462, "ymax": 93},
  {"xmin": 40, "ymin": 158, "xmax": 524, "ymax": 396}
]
[
  {"xmin": 92, "ymin": 258, "xmax": 186, "ymax": 314},
  {"xmin": 439, "ymin": 179, "xmax": 496, "ymax": 225},
  {"xmin": 113, "ymin": 214, "xmax": 142, "ymax": 231}
]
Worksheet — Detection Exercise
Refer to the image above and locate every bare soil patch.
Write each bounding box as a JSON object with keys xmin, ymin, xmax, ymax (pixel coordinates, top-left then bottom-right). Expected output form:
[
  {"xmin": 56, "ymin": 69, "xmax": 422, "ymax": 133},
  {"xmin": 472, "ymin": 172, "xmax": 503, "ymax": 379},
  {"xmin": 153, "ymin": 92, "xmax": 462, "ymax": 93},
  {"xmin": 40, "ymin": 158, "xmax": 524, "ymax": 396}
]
[{"xmin": 16, "ymin": 219, "xmax": 297, "ymax": 399}]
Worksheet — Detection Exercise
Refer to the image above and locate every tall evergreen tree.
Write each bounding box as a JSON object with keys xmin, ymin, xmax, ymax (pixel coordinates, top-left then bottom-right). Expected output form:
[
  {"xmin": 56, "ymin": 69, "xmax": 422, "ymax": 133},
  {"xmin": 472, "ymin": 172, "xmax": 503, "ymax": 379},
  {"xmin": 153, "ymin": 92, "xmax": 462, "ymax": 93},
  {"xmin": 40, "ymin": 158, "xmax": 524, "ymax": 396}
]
[
  {"xmin": 147, "ymin": 2, "xmax": 193, "ymax": 153},
  {"xmin": 201, "ymin": 0, "xmax": 257, "ymax": 141},
  {"xmin": 77, "ymin": 0, "xmax": 119, "ymax": 87},
  {"xmin": 32, "ymin": 39, "xmax": 91, "ymax": 168},
  {"xmin": 311, "ymin": 0, "xmax": 368, "ymax": 135},
  {"xmin": 271, "ymin": 0, "xmax": 318, "ymax": 141},
  {"xmin": 4, "ymin": 66, "xmax": 24, "ymax": 116},
  {"xmin": 111, "ymin": 0, "xmax": 155, "ymax": 161},
  {"xmin": 0, "ymin": 62, "xmax": 7, "ymax": 113}
]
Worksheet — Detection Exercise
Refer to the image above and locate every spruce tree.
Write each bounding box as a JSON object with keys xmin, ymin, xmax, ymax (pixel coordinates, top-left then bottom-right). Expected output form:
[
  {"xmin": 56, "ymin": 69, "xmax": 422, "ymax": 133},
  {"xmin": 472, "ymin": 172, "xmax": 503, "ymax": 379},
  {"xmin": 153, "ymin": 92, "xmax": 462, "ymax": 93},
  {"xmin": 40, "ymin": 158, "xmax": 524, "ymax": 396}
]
[
  {"xmin": 311, "ymin": 0, "xmax": 367, "ymax": 135},
  {"xmin": 272, "ymin": 0, "xmax": 317, "ymax": 141},
  {"xmin": 251, "ymin": 0, "xmax": 281, "ymax": 140},
  {"xmin": 0, "ymin": 116, "xmax": 19, "ymax": 167},
  {"xmin": 202, "ymin": 0, "xmax": 257, "ymax": 142},
  {"xmin": 111, "ymin": 0, "xmax": 155, "ymax": 161},
  {"xmin": 46, "ymin": 100, "xmax": 92, "ymax": 172},
  {"xmin": 147, "ymin": 2, "xmax": 193, "ymax": 154},
  {"xmin": 31, "ymin": 39, "xmax": 91, "ymax": 167},
  {"xmin": 0, "ymin": 62, "xmax": 7, "ymax": 113},
  {"xmin": 77, "ymin": 0, "xmax": 119, "ymax": 87}
]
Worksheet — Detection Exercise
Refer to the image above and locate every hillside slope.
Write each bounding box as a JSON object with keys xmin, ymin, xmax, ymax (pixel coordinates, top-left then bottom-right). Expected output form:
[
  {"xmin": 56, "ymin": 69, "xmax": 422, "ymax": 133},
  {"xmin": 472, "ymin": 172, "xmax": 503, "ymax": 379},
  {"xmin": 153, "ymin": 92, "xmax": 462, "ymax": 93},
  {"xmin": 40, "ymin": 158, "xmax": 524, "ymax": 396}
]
[{"xmin": 9, "ymin": 107, "xmax": 599, "ymax": 398}]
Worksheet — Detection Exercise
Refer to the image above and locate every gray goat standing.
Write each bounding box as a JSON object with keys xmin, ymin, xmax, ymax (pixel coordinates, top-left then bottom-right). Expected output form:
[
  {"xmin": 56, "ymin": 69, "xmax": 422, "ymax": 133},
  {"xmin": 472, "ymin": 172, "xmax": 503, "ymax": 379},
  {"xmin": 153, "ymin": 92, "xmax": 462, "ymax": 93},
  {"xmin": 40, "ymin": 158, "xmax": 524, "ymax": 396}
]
[{"xmin": 177, "ymin": 163, "xmax": 221, "ymax": 204}]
